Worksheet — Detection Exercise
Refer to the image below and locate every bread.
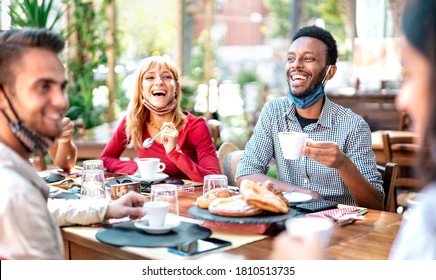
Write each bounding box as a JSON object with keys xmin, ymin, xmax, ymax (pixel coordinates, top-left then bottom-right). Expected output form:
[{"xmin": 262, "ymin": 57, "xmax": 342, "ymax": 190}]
[
  {"xmin": 263, "ymin": 180, "xmax": 290, "ymax": 207},
  {"xmin": 208, "ymin": 195, "xmax": 263, "ymax": 217},
  {"xmin": 196, "ymin": 187, "xmax": 237, "ymax": 209},
  {"xmin": 239, "ymin": 179, "xmax": 289, "ymax": 214}
]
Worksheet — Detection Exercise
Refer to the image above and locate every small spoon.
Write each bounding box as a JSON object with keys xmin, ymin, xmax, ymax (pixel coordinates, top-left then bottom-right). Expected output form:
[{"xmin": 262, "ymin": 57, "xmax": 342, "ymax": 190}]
[{"xmin": 142, "ymin": 129, "xmax": 164, "ymax": 148}]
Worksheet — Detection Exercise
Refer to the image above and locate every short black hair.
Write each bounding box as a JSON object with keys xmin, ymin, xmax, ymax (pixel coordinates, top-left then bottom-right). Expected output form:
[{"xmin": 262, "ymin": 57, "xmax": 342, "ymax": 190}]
[{"xmin": 292, "ymin": 25, "xmax": 338, "ymax": 65}]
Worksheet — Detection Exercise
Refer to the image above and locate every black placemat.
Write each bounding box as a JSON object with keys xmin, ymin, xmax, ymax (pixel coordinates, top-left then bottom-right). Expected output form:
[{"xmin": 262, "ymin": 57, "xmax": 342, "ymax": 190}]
[
  {"xmin": 54, "ymin": 192, "xmax": 80, "ymax": 200},
  {"xmin": 188, "ymin": 206, "xmax": 296, "ymax": 224},
  {"xmin": 95, "ymin": 221, "xmax": 211, "ymax": 248}
]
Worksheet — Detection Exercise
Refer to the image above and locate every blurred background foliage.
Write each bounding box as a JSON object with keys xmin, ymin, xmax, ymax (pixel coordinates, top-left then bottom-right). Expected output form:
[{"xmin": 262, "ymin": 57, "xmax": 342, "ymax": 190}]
[{"xmin": 7, "ymin": 0, "xmax": 353, "ymax": 134}]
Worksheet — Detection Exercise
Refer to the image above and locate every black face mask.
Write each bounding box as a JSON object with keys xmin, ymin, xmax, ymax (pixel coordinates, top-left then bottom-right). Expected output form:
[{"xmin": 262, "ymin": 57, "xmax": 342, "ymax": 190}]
[{"xmin": 0, "ymin": 87, "xmax": 54, "ymax": 153}]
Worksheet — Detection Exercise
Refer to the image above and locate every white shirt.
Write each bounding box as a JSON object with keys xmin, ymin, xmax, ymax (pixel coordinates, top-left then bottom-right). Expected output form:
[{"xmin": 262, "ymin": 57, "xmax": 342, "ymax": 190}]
[{"xmin": 0, "ymin": 142, "xmax": 108, "ymax": 259}]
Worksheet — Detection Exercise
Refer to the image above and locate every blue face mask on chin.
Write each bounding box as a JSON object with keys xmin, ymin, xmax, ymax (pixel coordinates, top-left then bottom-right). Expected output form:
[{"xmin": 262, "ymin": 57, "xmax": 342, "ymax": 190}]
[{"xmin": 287, "ymin": 65, "xmax": 331, "ymax": 109}]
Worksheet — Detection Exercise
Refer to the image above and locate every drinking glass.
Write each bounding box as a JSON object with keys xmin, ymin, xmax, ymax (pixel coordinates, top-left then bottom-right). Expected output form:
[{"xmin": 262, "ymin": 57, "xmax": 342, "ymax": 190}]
[
  {"xmin": 203, "ymin": 174, "xmax": 228, "ymax": 195},
  {"xmin": 81, "ymin": 169, "xmax": 106, "ymax": 200},
  {"xmin": 83, "ymin": 159, "xmax": 104, "ymax": 171}
]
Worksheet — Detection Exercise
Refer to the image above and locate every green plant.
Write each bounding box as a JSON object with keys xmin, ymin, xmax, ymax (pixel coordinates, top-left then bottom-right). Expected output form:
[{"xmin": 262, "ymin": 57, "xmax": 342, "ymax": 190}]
[
  {"xmin": 65, "ymin": 0, "xmax": 110, "ymax": 129},
  {"xmin": 9, "ymin": 0, "xmax": 64, "ymax": 30},
  {"xmin": 237, "ymin": 71, "xmax": 260, "ymax": 89}
]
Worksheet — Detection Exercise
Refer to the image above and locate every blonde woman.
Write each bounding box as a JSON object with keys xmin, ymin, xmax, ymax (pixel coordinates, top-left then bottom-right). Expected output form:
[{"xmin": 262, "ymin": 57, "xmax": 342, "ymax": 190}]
[{"xmin": 101, "ymin": 56, "xmax": 221, "ymax": 182}]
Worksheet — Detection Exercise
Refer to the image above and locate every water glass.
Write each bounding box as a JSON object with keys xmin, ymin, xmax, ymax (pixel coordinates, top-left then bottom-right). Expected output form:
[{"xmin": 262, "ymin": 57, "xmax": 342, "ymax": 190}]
[
  {"xmin": 203, "ymin": 174, "xmax": 228, "ymax": 195},
  {"xmin": 83, "ymin": 159, "xmax": 104, "ymax": 171},
  {"xmin": 81, "ymin": 169, "xmax": 106, "ymax": 200}
]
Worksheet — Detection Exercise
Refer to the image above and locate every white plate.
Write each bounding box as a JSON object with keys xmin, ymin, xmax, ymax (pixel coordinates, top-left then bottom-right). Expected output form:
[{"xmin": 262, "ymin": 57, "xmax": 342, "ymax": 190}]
[
  {"xmin": 134, "ymin": 219, "xmax": 181, "ymax": 234},
  {"xmin": 130, "ymin": 172, "xmax": 169, "ymax": 183},
  {"xmin": 284, "ymin": 192, "xmax": 313, "ymax": 203}
]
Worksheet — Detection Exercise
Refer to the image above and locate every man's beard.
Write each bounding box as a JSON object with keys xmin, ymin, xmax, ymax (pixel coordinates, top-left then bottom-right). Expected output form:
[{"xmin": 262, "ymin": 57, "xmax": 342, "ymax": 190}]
[{"xmin": 289, "ymin": 66, "xmax": 329, "ymax": 98}]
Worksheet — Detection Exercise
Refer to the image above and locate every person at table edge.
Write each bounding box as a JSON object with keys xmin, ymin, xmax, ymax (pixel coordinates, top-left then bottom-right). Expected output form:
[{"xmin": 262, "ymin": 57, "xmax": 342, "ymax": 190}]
[
  {"xmin": 101, "ymin": 56, "xmax": 221, "ymax": 183},
  {"xmin": 0, "ymin": 28, "xmax": 148, "ymax": 259},
  {"xmin": 236, "ymin": 26, "xmax": 384, "ymax": 210}
]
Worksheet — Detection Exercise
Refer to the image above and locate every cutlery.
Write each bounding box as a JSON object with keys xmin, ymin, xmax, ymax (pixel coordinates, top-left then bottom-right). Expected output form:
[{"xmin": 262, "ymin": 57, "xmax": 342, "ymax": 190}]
[{"xmin": 142, "ymin": 129, "xmax": 165, "ymax": 148}]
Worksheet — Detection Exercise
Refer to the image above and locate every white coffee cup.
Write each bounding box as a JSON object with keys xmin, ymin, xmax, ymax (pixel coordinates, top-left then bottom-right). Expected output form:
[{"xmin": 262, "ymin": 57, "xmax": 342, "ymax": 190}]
[
  {"xmin": 143, "ymin": 201, "xmax": 170, "ymax": 228},
  {"xmin": 136, "ymin": 158, "xmax": 166, "ymax": 179},
  {"xmin": 150, "ymin": 184, "xmax": 179, "ymax": 226},
  {"xmin": 278, "ymin": 131, "xmax": 308, "ymax": 160},
  {"xmin": 285, "ymin": 217, "xmax": 333, "ymax": 247}
]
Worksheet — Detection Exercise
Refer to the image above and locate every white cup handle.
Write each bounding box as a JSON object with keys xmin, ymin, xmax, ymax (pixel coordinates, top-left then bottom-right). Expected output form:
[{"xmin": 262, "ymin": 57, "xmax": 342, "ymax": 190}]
[{"xmin": 157, "ymin": 162, "xmax": 166, "ymax": 172}]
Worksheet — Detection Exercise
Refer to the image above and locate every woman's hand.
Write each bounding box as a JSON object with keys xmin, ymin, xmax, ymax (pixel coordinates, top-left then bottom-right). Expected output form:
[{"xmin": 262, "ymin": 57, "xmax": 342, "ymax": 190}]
[{"xmin": 159, "ymin": 122, "xmax": 179, "ymax": 153}]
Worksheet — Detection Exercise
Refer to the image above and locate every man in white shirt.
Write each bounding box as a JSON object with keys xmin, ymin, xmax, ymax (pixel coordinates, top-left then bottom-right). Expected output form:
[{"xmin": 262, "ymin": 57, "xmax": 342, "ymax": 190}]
[{"xmin": 0, "ymin": 28, "xmax": 147, "ymax": 259}]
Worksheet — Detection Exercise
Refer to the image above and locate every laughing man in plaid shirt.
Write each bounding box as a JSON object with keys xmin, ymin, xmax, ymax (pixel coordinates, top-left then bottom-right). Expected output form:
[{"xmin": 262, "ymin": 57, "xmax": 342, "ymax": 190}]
[{"xmin": 236, "ymin": 26, "xmax": 384, "ymax": 210}]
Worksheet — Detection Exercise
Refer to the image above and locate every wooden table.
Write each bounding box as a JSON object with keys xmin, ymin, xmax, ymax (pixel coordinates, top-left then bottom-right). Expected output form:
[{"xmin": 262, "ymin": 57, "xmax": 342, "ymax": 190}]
[
  {"xmin": 371, "ymin": 130, "xmax": 418, "ymax": 165},
  {"xmin": 73, "ymin": 120, "xmax": 136, "ymax": 160},
  {"xmin": 61, "ymin": 187, "xmax": 403, "ymax": 260}
]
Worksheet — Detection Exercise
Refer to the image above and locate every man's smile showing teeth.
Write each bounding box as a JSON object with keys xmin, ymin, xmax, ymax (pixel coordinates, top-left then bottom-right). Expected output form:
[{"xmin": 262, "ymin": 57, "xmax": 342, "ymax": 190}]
[
  {"xmin": 291, "ymin": 74, "xmax": 307, "ymax": 81},
  {"xmin": 46, "ymin": 113, "xmax": 62, "ymax": 121}
]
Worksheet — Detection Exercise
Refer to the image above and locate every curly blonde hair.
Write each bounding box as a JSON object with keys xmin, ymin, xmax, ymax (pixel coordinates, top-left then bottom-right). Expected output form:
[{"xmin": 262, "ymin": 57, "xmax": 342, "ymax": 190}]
[{"xmin": 126, "ymin": 56, "xmax": 187, "ymax": 148}]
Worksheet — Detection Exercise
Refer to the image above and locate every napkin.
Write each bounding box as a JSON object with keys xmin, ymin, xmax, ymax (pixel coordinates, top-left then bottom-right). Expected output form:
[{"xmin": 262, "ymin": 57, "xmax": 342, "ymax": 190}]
[
  {"xmin": 90, "ymin": 216, "xmax": 134, "ymax": 228},
  {"xmin": 306, "ymin": 207, "xmax": 367, "ymax": 225}
]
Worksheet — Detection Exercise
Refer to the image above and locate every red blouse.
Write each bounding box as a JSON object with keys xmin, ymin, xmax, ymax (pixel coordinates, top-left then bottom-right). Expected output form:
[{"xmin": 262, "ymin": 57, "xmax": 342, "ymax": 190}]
[{"xmin": 101, "ymin": 112, "xmax": 221, "ymax": 182}]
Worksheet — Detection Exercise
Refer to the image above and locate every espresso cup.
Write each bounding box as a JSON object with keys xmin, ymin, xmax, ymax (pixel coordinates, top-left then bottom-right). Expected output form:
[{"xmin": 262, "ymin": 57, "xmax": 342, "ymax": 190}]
[
  {"xmin": 136, "ymin": 158, "xmax": 166, "ymax": 179},
  {"xmin": 278, "ymin": 131, "xmax": 308, "ymax": 160},
  {"xmin": 142, "ymin": 201, "xmax": 170, "ymax": 228},
  {"xmin": 150, "ymin": 184, "xmax": 179, "ymax": 226}
]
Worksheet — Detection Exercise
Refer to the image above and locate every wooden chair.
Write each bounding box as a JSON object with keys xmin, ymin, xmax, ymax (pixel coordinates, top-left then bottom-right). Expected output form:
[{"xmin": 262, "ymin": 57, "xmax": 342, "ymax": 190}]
[
  {"xmin": 217, "ymin": 142, "xmax": 239, "ymax": 173},
  {"xmin": 381, "ymin": 132, "xmax": 424, "ymax": 210},
  {"xmin": 398, "ymin": 111, "xmax": 413, "ymax": 131},
  {"xmin": 223, "ymin": 150, "xmax": 244, "ymax": 186},
  {"xmin": 377, "ymin": 162, "xmax": 399, "ymax": 213},
  {"xmin": 217, "ymin": 141, "xmax": 243, "ymax": 186}
]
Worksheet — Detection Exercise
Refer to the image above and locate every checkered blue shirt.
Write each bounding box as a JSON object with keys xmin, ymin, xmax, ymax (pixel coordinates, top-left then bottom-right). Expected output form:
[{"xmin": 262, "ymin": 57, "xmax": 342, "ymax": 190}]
[{"xmin": 236, "ymin": 96, "xmax": 384, "ymax": 206}]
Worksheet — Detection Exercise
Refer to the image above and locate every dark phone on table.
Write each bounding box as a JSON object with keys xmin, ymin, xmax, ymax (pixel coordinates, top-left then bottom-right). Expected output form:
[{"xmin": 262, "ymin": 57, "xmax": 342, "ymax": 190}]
[
  {"xmin": 295, "ymin": 200, "xmax": 338, "ymax": 212},
  {"xmin": 167, "ymin": 238, "xmax": 232, "ymax": 256}
]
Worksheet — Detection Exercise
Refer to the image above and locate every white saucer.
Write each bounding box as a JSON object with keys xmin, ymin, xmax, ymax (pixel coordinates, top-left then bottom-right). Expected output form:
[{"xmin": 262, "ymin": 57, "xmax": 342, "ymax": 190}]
[
  {"xmin": 284, "ymin": 192, "xmax": 313, "ymax": 203},
  {"xmin": 130, "ymin": 172, "xmax": 169, "ymax": 183},
  {"xmin": 134, "ymin": 219, "xmax": 181, "ymax": 234}
]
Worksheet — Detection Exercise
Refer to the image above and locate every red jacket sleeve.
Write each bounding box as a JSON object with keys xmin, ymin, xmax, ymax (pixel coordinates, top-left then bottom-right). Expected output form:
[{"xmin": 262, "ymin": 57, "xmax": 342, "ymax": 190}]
[
  {"xmin": 100, "ymin": 117, "xmax": 138, "ymax": 174},
  {"xmin": 167, "ymin": 114, "xmax": 221, "ymax": 182}
]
